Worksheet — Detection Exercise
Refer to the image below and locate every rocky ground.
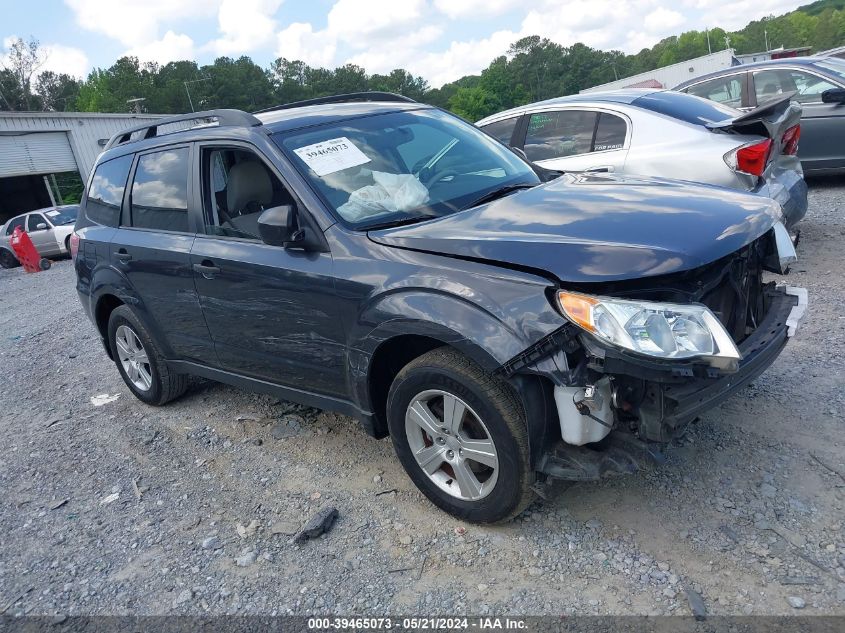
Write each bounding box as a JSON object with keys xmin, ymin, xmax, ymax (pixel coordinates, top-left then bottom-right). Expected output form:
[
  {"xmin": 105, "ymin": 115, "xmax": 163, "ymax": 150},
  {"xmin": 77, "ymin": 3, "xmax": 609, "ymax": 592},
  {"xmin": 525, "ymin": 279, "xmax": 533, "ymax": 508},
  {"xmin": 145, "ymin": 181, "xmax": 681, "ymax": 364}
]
[{"xmin": 0, "ymin": 178, "xmax": 843, "ymax": 618}]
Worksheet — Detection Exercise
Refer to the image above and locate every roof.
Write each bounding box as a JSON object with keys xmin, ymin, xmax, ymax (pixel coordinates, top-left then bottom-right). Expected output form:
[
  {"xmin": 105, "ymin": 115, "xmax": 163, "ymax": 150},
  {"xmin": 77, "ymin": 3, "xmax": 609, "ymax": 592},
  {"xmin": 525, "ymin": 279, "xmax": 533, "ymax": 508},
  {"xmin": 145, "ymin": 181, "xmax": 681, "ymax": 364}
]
[
  {"xmin": 675, "ymin": 56, "xmax": 838, "ymax": 88},
  {"xmin": 476, "ymin": 89, "xmax": 663, "ymax": 124},
  {"xmin": 96, "ymin": 99, "xmax": 432, "ymax": 161},
  {"xmin": 257, "ymin": 101, "xmax": 429, "ymax": 133}
]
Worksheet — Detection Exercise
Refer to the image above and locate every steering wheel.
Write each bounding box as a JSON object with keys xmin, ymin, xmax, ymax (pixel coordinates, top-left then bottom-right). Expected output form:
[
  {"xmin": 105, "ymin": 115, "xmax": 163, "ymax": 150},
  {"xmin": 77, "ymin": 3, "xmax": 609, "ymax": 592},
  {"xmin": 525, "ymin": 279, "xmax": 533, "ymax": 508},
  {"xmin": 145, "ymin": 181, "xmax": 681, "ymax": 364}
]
[{"xmin": 424, "ymin": 168, "xmax": 461, "ymax": 188}]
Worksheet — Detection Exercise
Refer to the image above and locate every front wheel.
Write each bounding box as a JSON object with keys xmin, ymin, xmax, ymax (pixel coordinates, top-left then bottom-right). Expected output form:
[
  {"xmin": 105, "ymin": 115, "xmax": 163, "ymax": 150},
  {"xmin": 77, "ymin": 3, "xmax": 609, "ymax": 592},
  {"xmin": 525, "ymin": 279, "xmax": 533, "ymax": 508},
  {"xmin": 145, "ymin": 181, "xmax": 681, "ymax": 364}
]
[{"xmin": 387, "ymin": 347, "xmax": 534, "ymax": 523}]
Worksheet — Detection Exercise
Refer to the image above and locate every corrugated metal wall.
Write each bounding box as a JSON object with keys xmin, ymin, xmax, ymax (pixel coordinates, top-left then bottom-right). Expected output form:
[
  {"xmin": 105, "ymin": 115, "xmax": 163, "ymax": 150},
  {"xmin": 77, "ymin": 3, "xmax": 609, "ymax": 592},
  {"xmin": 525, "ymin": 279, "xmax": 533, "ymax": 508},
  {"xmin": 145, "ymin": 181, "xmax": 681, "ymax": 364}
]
[
  {"xmin": 0, "ymin": 113, "xmax": 163, "ymax": 179},
  {"xmin": 580, "ymin": 50, "xmax": 739, "ymax": 93}
]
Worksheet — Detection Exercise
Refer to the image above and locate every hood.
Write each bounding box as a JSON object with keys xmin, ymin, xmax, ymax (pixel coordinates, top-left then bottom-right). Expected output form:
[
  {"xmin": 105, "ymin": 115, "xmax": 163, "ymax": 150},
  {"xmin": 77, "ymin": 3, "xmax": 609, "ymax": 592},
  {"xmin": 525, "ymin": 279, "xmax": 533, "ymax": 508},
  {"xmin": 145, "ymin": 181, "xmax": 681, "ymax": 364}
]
[{"xmin": 368, "ymin": 173, "xmax": 781, "ymax": 283}]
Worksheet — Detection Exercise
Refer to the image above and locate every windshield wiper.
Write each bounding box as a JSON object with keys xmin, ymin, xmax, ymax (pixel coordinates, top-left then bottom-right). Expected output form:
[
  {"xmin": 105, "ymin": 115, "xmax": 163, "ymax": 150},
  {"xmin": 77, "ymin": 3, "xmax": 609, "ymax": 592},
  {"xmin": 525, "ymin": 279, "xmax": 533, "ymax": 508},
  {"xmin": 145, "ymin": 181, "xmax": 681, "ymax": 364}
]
[
  {"xmin": 464, "ymin": 183, "xmax": 537, "ymax": 210},
  {"xmin": 363, "ymin": 215, "xmax": 436, "ymax": 231}
]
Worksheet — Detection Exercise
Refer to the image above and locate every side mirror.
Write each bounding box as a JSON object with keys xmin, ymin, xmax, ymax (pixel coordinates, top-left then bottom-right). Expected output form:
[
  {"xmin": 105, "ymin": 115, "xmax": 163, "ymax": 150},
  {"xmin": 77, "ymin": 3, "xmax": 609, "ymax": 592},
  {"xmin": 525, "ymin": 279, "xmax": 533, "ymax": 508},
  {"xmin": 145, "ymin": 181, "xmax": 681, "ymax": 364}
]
[
  {"xmin": 36, "ymin": 223, "xmax": 48, "ymax": 230},
  {"xmin": 257, "ymin": 205, "xmax": 304, "ymax": 248},
  {"xmin": 821, "ymin": 88, "xmax": 845, "ymax": 104}
]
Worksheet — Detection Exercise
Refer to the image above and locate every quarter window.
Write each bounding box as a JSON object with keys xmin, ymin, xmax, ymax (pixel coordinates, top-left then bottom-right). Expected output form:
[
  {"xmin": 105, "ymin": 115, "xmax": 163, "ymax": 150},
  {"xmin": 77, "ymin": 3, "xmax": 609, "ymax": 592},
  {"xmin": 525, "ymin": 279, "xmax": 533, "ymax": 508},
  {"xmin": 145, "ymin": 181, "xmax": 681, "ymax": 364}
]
[
  {"xmin": 686, "ymin": 76, "xmax": 744, "ymax": 108},
  {"xmin": 753, "ymin": 69, "xmax": 839, "ymax": 104},
  {"xmin": 480, "ymin": 117, "xmax": 520, "ymax": 145},
  {"xmin": 27, "ymin": 214, "xmax": 48, "ymax": 231},
  {"xmin": 593, "ymin": 113, "xmax": 627, "ymax": 151},
  {"xmin": 5, "ymin": 216, "xmax": 25, "ymax": 235},
  {"xmin": 130, "ymin": 148, "xmax": 190, "ymax": 233},
  {"xmin": 524, "ymin": 110, "xmax": 597, "ymax": 161},
  {"xmin": 86, "ymin": 154, "xmax": 133, "ymax": 227}
]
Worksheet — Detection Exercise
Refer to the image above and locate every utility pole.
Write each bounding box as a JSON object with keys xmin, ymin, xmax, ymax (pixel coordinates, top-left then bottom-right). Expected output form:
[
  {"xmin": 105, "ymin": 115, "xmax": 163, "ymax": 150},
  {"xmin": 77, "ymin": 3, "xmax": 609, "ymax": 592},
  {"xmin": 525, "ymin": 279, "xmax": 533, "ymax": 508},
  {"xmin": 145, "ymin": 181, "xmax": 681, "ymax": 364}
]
[
  {"xmin": 706, "ymin": 28, "xmax": 712, "ymax": 54},
  {"xmin": 764, "ymin": 29, "xmax": 769, "ymax": 52},
  {"xmin": 184, "ymin": 77, "xmax": 210, "ymax": 112}
]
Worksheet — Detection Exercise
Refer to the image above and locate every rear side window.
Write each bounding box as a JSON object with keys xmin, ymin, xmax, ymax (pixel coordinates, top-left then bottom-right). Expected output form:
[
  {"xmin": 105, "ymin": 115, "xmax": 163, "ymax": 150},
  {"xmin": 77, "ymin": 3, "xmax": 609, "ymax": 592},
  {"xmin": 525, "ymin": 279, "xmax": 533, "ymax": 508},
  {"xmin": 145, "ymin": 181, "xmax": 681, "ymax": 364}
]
[
  {"xmin": 524, "ymin": 110, "xmax": 597, "ymax": 161},
  {"xmin": 683, "ymin": 76, "xmax": 744, "ymax": 108},
  {"xmin": 480, "ymin": 117, "xmax": 520, "ymax": 145},
  {"xmin": 86, "ymin": 155, "xmax": 133, "ymax": 227},
  {"xmin": 633, "ymin": 91, "xmax": 740, "ymax": 126},
  {"xmin": 5, "ymin": 216, "xmax": 25, "ymax": 235},
  {"xmin": 593, "ymin": 113, "xmax": 627, "ymax": 151},
  {"xmin": 129, "ymin": 148, "xmax": 190, "ymax": 233},
  {"xmin": 753, "ymin": 68, "xmax": 839, "ymax": 104}
]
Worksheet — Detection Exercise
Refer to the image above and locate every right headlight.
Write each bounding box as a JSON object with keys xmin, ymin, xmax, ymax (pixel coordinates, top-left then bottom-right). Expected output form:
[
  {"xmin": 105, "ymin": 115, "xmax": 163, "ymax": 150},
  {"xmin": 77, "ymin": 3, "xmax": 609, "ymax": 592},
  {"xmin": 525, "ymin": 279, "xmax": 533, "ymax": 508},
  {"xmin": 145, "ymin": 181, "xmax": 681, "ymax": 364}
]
[{"xmin": 557, "ymin": 291, "xmax": 742, "ymax": 370}]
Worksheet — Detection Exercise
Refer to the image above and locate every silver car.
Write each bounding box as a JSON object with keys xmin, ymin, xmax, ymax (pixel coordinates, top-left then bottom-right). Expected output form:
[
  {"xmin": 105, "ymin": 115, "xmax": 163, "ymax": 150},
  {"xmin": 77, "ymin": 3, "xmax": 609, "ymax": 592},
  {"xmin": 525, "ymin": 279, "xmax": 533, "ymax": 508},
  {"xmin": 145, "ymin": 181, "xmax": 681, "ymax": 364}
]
[
  {"xmin": 476, "ymin": 89, "xmax": 807, "ymax": 228},
  {"xmin": 0, "ymin": 204, "xmax": 78, "ymax": 268}
]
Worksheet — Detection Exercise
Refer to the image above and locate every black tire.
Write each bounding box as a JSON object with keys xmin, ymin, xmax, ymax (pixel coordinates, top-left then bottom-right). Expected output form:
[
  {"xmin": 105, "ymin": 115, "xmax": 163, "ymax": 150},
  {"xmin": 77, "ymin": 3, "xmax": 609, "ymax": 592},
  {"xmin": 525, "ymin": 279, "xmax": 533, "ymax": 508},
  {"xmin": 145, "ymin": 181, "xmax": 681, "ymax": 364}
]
[
  {"xmin": 39, "ymin": 258, "xmax": 51, "ymax": 271},
  {"xmin": 0, "ymin": 249, "xmax": 20, "ymax": 269},
  {"xmin": 387, "ymin": 347, "xmax": 535, "ymax": 523},
  {"xmin": 64, "ymin": 236, "xmax": 72, "ymax": 258},
  {"xmin": 107, "ymin": 305, "xmax": 188, "ymax": 405}
]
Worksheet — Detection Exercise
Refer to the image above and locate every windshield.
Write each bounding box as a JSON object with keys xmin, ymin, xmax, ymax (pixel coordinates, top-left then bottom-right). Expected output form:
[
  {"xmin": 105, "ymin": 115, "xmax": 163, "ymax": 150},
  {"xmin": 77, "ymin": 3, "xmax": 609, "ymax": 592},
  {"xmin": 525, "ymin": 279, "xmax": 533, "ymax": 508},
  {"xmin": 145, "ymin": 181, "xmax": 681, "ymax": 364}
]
[
  {"xmin": 815, "ymin": 59, "xmax": 845, "ymax": 83},
  {"xmin": 275, "ymin": 108, "xmax": 539, "ymax": 228},
  {"xmin": 44, "ymin": 206, "xmax": 79, "ymax": 226}
]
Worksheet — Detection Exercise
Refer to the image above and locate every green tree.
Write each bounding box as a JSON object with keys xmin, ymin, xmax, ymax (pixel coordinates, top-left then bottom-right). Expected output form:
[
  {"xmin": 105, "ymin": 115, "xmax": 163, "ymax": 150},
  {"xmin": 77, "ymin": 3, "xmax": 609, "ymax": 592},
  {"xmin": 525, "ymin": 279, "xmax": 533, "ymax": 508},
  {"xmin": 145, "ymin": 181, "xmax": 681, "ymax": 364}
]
[
  {"xmin": 447, "ymin": 86, "xmax": 500, "ymax": 121},
  {"xmin": 34, "ymin": 71, "xmax": 80, "ymax": 111},
  {"xmin": 0, "ymin": 37, "xmax": 46, "ymax": 110}
]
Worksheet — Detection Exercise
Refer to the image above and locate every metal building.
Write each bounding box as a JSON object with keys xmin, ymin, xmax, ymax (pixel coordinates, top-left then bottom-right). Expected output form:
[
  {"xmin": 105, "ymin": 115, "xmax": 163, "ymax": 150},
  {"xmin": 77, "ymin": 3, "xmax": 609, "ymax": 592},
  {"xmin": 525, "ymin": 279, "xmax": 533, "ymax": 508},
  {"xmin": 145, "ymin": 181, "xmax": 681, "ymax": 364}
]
[
  {"xmin": 0, "ymin": 112, "xmax": 163, "ymax": 223},
  {"xmin": 580, "ymin": 49, "xmax": 740, "ymax": 94}
]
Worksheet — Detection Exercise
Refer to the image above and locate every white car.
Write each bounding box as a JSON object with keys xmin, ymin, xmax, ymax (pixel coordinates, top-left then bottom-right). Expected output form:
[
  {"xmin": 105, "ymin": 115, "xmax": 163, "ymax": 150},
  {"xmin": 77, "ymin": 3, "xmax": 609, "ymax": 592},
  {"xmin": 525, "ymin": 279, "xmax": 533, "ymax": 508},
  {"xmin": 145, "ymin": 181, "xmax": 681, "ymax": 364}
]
[
  {"xmin": 0, "ymin": 204, "xmax": 78, "ymax": 268},
  {"xmin": 476, "ymin": 89, "xmax": 808, "ymax": 228}
]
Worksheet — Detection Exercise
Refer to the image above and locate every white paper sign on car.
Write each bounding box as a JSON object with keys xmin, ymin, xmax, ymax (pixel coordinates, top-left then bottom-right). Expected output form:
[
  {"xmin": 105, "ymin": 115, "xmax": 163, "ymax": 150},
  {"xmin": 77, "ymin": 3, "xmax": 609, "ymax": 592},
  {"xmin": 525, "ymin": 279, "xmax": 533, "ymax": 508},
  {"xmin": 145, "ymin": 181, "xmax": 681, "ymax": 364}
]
[{"xmin": 293, "ymin": 137, "xmax": 371, "ymax": 177}]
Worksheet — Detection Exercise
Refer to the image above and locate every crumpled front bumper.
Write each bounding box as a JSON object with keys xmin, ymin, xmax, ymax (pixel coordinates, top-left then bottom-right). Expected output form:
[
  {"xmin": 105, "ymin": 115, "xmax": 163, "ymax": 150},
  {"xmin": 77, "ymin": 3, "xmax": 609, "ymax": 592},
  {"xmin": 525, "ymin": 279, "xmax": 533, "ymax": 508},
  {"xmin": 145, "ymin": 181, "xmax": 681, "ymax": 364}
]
[
  {"xmin": 638, "ymin": 285, "xmax": 806, "ymax": 438},
  {"xmin": 536, "ymin": 285, "xmax": 807, "ymax": 481}
]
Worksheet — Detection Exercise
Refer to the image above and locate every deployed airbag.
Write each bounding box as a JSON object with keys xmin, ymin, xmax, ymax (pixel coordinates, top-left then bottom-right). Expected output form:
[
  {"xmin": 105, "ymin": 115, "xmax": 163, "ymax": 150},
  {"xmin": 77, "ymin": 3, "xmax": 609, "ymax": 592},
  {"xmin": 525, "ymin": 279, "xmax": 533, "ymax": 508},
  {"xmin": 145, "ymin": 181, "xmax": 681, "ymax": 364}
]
[{"xmin": 338, "ymin": 171, "xmax": 429, "ymax": 221}]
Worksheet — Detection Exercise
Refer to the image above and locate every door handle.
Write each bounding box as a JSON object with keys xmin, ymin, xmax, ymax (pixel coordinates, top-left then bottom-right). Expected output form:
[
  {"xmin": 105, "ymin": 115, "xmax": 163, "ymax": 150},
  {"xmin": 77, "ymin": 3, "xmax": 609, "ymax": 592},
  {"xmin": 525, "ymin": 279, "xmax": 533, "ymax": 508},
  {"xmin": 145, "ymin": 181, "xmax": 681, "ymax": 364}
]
[
  {"xmin": 193, "ymin": 261, "xmax": 220, "ymax": 278},
  {"xmin": 114, "ymin": 249, "xmax": 132, "ymax": 262},
  {"xmin": 585, "ymin": 166, "xmax": 614, "ymax": 173}
]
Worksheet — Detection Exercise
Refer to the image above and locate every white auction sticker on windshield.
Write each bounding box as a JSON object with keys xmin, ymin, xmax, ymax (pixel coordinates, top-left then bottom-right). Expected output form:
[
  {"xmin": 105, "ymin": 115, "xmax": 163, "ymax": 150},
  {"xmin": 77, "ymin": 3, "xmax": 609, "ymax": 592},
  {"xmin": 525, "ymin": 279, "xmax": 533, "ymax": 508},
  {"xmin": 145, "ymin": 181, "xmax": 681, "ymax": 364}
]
[
  {"xmin": 46, "ymin": 210, "xmax": 60, "ymax": 217},
  {"xmin": 293, "ymin": 137, "xmax": 371, "ymax": 176}
]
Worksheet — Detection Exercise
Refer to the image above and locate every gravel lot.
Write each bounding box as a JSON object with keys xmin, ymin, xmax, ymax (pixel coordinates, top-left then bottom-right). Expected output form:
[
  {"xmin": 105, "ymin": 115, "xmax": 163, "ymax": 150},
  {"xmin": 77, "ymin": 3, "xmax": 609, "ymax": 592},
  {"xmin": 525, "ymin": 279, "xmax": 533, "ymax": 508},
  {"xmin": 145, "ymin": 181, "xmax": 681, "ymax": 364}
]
[{"xmin": 1, "ymin": 179, "xmax": 844, "ymax": 618}]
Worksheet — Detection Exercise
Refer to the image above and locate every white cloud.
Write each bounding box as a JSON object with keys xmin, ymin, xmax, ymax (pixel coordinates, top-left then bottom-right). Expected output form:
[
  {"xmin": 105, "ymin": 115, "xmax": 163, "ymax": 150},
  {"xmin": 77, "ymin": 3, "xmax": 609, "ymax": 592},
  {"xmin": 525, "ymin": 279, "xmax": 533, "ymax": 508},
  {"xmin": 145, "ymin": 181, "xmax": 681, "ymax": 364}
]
[
  {"xmin": 64, "ymin": 0, "xmax": 217, "ymax": 47},
  {"xmin": 125, "ymin": 31, "xmax": 196, "ymax": 65},
  {"xmin": 209, "ymin": 0, "xmax": 283, "ymax": 55},
  {"xmin": 276, "ymin": 22, "xmax": 337, "ymax": 68},
  {"xmin": 326, "ymin": 0, "xmax": 428, "ymax": 45},
  {"xmin": 276, "ymin": 0, "xmax": 439, "ymax": 70},
  {"xmin": 41, "ymin": 44, "xmax": 90, "ymax": 78},
  {"xmin": 1, "ymin": 36, "xmax": 89, "ymax": 80},
  {"xmin": 433, "ymin": 0, "xmax": 522, "ymax": 19},
  {"xmin": 64, "ymin": 0, "xmax": 810, "ymax": 89},
  {"xmin": 644, "ymin": 8, "xmax": 685, "ymax": 32}
]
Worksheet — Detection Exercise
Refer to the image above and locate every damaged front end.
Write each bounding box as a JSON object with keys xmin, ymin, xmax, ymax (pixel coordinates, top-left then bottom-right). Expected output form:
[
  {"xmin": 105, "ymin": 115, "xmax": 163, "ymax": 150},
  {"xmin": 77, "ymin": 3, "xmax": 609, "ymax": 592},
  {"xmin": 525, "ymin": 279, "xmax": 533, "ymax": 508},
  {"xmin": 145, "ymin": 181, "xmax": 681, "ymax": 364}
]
[{"xmin": 500, "ymin": 222, "xmax": 807, "ymax": 483}]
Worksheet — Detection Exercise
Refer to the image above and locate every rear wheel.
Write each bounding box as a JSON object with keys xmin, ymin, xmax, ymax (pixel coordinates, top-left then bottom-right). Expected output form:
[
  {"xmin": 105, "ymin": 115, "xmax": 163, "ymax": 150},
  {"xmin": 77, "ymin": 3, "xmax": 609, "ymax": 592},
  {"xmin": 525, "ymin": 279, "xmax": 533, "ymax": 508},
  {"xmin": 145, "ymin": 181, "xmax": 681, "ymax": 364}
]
[
  {"xmin": 387, "ymin": 347, "xmax": 534, "ymax": 523},
  {"xmin": 0, "ymin": 249, "xmax": 19, "ymax": 269},
  {"xmin": 107, "ymin": 305, "xmax": 188, "ymax": 405}
]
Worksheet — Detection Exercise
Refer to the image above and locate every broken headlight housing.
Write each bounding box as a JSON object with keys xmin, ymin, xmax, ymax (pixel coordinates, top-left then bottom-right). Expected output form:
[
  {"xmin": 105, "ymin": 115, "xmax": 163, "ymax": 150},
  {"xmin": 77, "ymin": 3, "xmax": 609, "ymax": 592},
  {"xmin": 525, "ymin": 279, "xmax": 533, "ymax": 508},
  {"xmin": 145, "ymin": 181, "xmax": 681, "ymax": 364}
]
[{"xmin": 558, "ymin": 291, "xmax": 742, "ymax": 370}]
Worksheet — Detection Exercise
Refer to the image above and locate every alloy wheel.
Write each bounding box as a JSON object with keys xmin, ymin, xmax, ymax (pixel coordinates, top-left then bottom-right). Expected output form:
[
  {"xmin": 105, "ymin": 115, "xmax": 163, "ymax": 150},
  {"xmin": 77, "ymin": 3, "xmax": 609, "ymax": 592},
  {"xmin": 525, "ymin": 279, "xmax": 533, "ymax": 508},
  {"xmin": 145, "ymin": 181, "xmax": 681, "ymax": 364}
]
[
  {"xmin": 115, "ymin": 325, "xmax": 152, "ymax": 392},
  {"xmin": 405, "ymin": 389, "xmax": 499, "ymax": 501}
]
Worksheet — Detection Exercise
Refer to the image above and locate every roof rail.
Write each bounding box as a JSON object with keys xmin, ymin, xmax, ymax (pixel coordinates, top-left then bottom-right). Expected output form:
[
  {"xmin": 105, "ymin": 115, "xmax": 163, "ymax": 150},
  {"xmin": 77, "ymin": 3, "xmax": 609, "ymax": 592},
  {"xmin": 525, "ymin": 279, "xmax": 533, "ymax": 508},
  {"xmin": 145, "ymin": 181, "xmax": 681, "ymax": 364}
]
[
  {"xmin": 103, "ymin": 109, "xmax": 262, "ymax": 151},
  {"xmin": 254, "ymin": 91, "xmax": 416, "ymax": 114}
]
